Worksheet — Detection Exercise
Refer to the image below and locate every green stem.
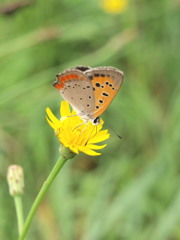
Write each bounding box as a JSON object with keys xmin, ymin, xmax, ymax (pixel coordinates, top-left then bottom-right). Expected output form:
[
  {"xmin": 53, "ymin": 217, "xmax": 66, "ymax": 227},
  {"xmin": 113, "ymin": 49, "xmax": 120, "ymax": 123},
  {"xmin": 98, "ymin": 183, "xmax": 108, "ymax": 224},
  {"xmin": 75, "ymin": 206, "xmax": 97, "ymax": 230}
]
[
  {"xmin": 19, "ymin": 155, "xmax": 68, "ymax": 240},
  {"xmin": 14, "ymin": 195, "xmax": 24, "ymax": 236}
]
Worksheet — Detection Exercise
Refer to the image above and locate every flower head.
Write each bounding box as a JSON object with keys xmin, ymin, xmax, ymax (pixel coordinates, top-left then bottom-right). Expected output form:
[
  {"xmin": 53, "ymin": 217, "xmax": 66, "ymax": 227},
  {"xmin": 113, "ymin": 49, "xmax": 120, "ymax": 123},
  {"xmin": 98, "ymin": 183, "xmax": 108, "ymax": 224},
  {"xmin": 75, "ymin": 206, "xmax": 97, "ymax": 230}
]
[
  {"xmin": 46, "ymin": 101, "xmax": 110, "ymax": 156},
  {"xmin": 101, "ymin": 0, "xmax": 128, "ymax": 14}
]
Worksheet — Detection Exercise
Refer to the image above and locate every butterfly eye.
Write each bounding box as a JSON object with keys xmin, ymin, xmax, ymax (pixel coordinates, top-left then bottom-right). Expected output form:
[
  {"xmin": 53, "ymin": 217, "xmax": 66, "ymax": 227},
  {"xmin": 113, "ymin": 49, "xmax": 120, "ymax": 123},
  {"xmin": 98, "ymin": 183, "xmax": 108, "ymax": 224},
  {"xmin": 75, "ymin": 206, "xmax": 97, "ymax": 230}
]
[{"xmin": 93, "ymin": 116, "xmax": 100, "ymax": 125}]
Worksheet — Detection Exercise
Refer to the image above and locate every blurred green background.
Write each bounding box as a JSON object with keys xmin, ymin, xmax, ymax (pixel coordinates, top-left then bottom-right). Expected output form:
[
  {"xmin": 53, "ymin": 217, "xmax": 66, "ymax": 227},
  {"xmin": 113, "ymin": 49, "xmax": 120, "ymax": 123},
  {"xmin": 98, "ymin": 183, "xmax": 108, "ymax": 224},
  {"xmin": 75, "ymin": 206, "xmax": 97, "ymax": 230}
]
[{"xmin": 0, "ymin": 0, "xmax": 180, "ymax": 239}]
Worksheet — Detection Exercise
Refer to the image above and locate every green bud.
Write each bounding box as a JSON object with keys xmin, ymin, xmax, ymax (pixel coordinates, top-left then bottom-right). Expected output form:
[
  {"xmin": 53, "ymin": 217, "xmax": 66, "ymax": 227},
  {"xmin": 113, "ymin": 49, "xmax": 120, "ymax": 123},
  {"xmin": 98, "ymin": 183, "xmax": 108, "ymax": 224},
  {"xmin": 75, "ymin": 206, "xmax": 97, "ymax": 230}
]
[{"xmin": 7, "ymin": 165, "xmax": 24, "ymax": 196}]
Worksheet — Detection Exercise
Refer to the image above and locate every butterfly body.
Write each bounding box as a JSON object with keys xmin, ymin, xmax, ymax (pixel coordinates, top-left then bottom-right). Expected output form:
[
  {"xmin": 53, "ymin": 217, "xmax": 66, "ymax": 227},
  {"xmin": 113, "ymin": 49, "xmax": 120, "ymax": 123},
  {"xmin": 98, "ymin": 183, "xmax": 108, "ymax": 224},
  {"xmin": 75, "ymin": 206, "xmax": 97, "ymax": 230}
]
[{"xmin": 53, "ymin": 66, "xmax": 124, "ymax": 124}]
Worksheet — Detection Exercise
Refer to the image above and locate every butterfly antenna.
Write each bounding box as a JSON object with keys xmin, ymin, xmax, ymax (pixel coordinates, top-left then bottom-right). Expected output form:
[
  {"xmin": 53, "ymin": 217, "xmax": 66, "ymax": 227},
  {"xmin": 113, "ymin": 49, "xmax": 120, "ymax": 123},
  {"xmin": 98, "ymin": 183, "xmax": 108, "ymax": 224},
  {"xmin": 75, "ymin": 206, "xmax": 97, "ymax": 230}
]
[{"xmin": 107, "ymin": 124, "xmax": 122, "ymax": 139}]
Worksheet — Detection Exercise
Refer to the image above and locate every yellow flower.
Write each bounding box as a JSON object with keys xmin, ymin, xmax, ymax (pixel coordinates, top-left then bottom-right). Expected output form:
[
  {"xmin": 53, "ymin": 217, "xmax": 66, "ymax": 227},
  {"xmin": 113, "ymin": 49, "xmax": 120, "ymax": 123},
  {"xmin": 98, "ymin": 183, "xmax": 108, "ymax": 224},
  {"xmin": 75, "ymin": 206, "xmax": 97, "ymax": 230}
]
[
  {"xmin": 101, "ymin": 0, "xmax": 128, "ymax": 14},
  {"xmin": 46, "ymin": 101, "xmax": 110, "ymax": 156}
]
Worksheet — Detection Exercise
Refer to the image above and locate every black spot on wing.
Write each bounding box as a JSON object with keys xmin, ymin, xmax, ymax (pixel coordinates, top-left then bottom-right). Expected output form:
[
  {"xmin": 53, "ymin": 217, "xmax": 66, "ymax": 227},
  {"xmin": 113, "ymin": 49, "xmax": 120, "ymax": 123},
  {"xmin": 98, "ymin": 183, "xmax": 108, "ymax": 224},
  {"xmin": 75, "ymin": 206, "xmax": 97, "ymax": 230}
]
[
  {"xmin": 75, "ymin": 66, "xmax": 91, "ymax": 72},
  {"xmin": 94, "ymin": 73, "xmax": 100, "ymax": 77},
  {"xmin": 95, "ymin": 83, "xmax": 100, "ymax": 87},
  {"xmin": 102, "ymin": 92, "xmax": 108, "ymax": 97}
]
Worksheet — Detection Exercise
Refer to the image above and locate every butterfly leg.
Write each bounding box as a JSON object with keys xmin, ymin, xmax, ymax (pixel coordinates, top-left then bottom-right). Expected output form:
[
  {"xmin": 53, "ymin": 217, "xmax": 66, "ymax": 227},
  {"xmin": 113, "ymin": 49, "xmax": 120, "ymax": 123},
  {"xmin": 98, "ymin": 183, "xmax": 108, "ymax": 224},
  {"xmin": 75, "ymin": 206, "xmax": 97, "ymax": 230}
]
[
  {"xmin": 67, "ymin": 114, "xmax": 78, "ymax": 117},
  {"xmin": 72, "ymin": 122, "xmax": 86, "ymax": 131}
]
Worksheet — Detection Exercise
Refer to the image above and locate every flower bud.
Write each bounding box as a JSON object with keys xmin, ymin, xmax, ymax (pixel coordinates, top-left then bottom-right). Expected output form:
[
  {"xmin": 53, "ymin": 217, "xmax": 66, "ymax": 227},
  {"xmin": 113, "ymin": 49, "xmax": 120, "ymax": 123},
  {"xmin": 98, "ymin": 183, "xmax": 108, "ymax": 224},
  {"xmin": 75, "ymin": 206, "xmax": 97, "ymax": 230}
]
[
  {"xmin": 59, "ymin": 144, "xmax": 75, "ymax": 159},
  {"xmin": 7, "ymin": 165, "xmax": 24, "ymax": 196}
]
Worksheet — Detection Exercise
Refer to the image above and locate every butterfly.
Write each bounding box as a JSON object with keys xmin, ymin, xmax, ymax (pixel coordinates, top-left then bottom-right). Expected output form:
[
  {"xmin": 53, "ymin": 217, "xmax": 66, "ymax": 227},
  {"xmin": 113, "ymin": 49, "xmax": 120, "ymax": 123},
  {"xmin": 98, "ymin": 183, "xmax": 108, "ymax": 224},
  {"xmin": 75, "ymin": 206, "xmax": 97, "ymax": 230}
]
[{"xmin": 53, "ymin": 66, "xmax": 124, "ymax": 125}]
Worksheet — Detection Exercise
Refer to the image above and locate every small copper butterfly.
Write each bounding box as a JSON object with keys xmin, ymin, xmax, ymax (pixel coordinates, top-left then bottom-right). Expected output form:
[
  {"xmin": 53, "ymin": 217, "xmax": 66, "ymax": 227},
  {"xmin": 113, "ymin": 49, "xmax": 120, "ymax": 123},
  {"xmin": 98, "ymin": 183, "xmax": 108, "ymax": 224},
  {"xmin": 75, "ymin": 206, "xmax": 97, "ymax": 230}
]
[{"xmin": 53, "ymin": 66, "xmax": 124, "ymax": 125}]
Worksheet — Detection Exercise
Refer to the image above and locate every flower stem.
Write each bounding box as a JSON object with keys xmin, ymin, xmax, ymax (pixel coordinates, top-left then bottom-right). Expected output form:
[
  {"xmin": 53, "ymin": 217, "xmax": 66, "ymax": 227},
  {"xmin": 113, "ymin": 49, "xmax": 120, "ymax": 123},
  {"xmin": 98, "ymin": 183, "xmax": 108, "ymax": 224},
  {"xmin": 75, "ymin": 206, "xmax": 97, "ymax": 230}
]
[
  {"xmin": 14, "ymin": 195, "xmax": 24, "ymax": 236},
  {"xmin": 19, "ymin": 155, "xmax": 68, "ymax": 240}
]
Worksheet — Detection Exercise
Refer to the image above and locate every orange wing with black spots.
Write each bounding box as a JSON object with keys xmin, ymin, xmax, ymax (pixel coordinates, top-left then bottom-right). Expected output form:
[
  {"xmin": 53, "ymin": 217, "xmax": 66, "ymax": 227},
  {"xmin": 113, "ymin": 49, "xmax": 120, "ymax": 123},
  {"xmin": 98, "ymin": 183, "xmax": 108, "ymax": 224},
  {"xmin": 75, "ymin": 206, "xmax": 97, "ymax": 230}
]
[{"xmin": 85, "ymin": 67, "xmax": 124, "ymax": 118}]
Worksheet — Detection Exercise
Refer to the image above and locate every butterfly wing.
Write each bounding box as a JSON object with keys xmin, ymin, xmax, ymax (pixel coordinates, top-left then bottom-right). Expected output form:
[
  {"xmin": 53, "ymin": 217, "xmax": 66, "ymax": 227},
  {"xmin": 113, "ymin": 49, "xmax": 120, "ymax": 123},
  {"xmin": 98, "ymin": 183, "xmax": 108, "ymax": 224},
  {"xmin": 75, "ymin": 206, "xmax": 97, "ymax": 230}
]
[
  {"xmin": 84, "ymin": 67, "xmax": 124, "ymax": 118},
  {"xmin": 54, "ymin": 68, "xmax": 95, "ymax": 117}
]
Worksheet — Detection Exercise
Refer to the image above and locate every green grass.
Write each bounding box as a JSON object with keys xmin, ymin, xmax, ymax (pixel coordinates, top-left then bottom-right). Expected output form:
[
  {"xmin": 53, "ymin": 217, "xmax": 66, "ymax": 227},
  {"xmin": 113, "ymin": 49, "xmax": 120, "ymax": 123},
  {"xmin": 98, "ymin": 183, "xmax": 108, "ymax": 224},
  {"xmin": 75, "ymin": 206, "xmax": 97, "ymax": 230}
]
[{"xmin": 0, "ymin": 0, "xmax": 180, "ymax": 239}]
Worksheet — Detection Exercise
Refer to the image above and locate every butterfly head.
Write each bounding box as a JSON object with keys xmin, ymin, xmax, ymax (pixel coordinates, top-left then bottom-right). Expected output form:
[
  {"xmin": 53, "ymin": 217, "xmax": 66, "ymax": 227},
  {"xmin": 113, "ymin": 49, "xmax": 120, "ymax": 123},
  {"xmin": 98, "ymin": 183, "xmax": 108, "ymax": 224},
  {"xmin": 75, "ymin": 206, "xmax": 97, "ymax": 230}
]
[{"xmin": 92, "ymin": 116, "xmax": 100, "ymax": 125}]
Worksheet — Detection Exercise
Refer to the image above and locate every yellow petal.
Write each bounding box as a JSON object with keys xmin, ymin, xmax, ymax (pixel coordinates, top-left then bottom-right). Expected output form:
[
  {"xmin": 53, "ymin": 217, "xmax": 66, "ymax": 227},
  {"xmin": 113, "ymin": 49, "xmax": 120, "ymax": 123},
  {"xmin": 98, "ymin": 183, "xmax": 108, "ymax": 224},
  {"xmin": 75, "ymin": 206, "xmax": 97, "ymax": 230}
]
[
  {"xmin": 69, "ymin": 145, "xmax": 79, "ymax": 154},
  {"xmin": 46, "ymin": 116, "xmax": 57, "ymax": 130},
  {"xmin": 79, "ymin": 146, "xmax": 101, "ymax": 156},
  {"xmin": 96, "ymin": 122, "xmax": 103, "ymax": 131},
  {"xmin": 72, "ymin": 110, "xmax": 77, "ymax": 115},
  {"xmin": 70, "ymin": 116, "xmax": 84, "ymax": 128},
  {"xmin": 88, "ymin": 131, "xmax": 110, "ymax": 144},
  {"xmin": 46, "ymin": 108, "xmax": 60, "ymax": 127},
  {"xmin": 74, "ymin": 131, "xmax": 86, "ymax": 145},
  {"xmin": 70, "ymin": 131, "xmax": 81, "ymax": 145},
  {"xmin": 60, "ymin": 101, "xmax": 71, "ymax": 117},
  {"xmin": 60, "ymin": 140, "xmax": 69, "ymax": 148},
  {"xmin": 81, "ymin": 126, "xmax": 96, "ymax": 143},
  {"xmin": 87, "ymin": 144, "xmax": 107, "ymax": 150}
]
